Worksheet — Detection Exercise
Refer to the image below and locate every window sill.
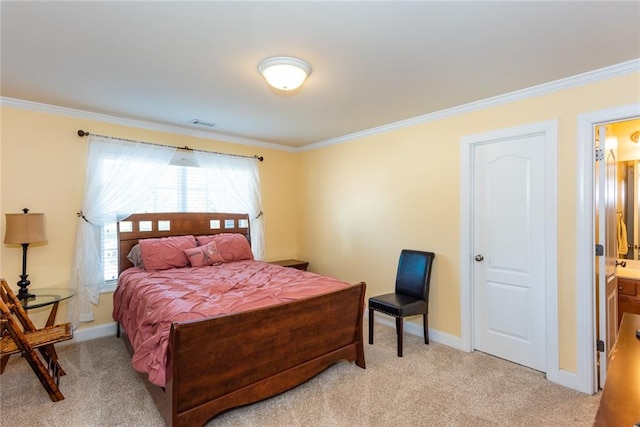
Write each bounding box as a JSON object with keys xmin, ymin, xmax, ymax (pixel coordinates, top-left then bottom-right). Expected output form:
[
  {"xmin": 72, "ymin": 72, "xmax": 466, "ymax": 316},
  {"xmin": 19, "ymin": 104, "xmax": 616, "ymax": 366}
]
[{"xmin": 100, "ymin": 280, "xmax": 117, "ymax": 294}]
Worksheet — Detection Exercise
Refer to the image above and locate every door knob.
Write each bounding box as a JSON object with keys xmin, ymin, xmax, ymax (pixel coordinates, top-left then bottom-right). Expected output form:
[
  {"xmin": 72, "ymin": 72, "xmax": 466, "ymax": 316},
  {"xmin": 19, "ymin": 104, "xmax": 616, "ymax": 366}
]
[{"xmin": 475, "ymin": 254, "xmax": 484, "ymax": 262}]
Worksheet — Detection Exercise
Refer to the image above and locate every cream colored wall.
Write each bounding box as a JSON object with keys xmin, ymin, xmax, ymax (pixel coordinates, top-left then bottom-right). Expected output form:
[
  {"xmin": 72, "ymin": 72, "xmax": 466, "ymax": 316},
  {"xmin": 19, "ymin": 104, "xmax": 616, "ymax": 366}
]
[
  {"xmin": 2, "ymin": 71, "xmax": 638, "ymax": 373},
  {"xmin": 298, "ymin": 72, "xmax": 640, "ymax": 373},
  {"xmin": 0, "ymin": 106, "xmax": 299, "ymax": 329}
]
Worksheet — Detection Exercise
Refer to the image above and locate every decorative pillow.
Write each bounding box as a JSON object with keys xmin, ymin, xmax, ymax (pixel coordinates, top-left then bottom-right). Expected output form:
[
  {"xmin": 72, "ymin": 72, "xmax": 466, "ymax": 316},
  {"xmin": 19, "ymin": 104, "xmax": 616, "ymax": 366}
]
[
  {"xmin": 195, "ymin": 233, "xmax": 254, "ymax": 262},
  {"xmin": 183, "ymin": 240, "xmax": 224, "ymax": 267},
  {"xmin": 126, "ymin": 244, "xmax": 145, "ymax": 269},
  {"xmin": 139, "ymin": 235, "xmax": 197, "ymax": 271}
]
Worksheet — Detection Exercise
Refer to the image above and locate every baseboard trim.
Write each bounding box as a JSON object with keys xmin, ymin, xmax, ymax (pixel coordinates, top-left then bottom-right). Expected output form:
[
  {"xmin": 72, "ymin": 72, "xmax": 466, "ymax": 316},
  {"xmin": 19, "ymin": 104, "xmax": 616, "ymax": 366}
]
[
  {"xmin": 369, "ymin": 312, "xmax": 463, "ymax": 351},
  {"xmin": 59, "ymin": 321, "xmax": 117, "ymax": 346},
  {"xmin": 69, "ymin": 317, "xmax": 463, "ymax": 349},
  {"xmin": 546, "ymin": 368, "xmax": 579, "ymax": 391}
]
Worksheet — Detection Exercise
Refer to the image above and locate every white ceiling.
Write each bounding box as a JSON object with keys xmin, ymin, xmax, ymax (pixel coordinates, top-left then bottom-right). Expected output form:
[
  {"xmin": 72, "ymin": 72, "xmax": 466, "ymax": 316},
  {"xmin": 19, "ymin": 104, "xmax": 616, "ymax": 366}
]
[{"xmin": 2, "ymin": 1, "xmax": 639, "ymax": 148}]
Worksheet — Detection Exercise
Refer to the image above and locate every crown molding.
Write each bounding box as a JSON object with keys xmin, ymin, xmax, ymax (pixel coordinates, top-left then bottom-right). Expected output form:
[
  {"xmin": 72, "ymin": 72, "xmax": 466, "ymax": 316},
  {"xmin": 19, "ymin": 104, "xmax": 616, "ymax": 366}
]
[
  {"xmin": 301, "ymin": 58, "xmax": 640, "ymax": 152},
  {"xmin": 3, "ymin": 58, "xmax": 638, "ymax": 153},
  {"xmin": 0, "ymin": 97, "xmax": 298, "ymax": 153}
]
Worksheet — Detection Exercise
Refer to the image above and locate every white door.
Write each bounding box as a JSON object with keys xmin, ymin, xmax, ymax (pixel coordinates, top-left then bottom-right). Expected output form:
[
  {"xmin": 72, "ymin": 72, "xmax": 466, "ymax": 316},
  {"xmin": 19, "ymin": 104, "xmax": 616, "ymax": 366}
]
[
  {"xmin": 473, "ymin": 133, "xmax": 547, "ymax": 371},
  {"xmin": 596, "ymin": 125, "xmax": 618, "ymax": 386}
]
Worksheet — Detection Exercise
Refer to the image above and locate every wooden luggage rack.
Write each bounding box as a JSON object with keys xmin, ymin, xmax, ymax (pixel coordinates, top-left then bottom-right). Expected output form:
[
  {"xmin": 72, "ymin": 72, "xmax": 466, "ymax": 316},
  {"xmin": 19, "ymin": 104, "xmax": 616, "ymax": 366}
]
[{"xmin": 0, "ymin": 279, "xmax": 73, "ymax": 401}]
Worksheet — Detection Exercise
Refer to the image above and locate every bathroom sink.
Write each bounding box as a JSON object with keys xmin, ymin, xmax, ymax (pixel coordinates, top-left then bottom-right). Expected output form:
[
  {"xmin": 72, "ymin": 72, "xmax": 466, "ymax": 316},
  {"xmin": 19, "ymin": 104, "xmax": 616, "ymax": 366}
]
[{"xmin": 616, "ymin": 260, "xmax": 640, "ymax": 279}]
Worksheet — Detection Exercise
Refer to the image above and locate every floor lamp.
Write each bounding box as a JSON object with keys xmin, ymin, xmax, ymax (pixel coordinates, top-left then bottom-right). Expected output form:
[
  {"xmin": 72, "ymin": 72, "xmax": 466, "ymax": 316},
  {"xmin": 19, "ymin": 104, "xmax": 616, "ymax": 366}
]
[{"xmin": 4, "ymin": 208, "xmax": 47, "ymax": 300}]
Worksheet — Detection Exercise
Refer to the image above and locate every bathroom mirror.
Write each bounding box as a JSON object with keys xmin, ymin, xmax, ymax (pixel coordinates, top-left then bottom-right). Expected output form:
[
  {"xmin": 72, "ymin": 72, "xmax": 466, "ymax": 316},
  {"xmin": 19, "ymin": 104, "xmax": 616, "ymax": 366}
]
[
  {"xmin": 615, "ymin": 119, "xmax": 640, "ymax": 260},
  {"xmin": 618, "ymin": 159, "xmax": 638, "ymax": 259}
]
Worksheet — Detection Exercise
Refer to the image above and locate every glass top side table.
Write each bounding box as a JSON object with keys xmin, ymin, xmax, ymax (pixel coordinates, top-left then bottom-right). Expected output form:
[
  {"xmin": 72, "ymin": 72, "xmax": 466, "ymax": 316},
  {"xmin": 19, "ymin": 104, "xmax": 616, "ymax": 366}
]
[
  {"xmin": 22, "ymin": 288, "xmax": 75, "ymax": 309},
  {"xmin": 21, "ymin": 288, "xmax": 75, "ymax": 327}
]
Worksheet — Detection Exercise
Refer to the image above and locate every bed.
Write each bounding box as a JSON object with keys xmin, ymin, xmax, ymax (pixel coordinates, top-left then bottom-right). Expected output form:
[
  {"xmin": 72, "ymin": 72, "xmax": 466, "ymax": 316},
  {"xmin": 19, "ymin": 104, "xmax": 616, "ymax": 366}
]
[{"xmin": 112, "ymin": 212, "xmax": 366, "ymax": 426}]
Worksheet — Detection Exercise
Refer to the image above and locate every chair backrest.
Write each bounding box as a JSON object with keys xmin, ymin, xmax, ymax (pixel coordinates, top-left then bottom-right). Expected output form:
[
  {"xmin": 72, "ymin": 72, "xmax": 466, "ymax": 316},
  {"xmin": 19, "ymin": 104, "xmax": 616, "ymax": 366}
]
[{"xmin": 395, "ymin": 250, "xmax": 435, "ymax": 300}]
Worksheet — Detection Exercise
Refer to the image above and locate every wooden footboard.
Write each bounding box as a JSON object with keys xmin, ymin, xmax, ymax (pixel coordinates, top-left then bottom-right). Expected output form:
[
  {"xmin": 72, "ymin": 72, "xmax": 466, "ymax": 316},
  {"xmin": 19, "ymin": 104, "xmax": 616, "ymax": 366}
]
[{"xmin": 143, "ymin": 281, "xmax": 366, "ymax": 427}]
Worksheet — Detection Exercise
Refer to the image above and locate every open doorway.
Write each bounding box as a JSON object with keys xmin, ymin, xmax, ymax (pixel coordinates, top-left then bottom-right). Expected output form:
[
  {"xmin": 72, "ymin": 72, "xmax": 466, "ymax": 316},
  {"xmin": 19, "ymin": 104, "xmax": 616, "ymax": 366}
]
[
  {"xmin": 576, "ymin": 104, "xmax": 640, "ymax": 395},
  {"xmin": 598, "ymin": 119, "xmax": 640, "ymax": 389},
  {"xmin": 595, "ymin": 119, "xmax": 640, "ymax": 389}
]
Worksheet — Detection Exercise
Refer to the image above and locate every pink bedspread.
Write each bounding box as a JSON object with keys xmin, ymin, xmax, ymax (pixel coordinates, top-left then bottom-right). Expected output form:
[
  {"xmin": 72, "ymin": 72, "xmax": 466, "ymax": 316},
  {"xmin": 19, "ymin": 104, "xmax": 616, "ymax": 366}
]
[{"xmin": 112, "ymin": 260, "xmax": 351, "ymax": 387}]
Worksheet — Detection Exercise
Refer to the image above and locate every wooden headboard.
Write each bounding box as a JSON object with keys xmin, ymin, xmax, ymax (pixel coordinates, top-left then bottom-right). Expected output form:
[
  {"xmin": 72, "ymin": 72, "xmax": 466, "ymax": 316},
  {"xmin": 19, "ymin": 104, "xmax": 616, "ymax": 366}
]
[{"xmin": 117, "ymin": 212, "xmax": 251, "ymax": 274}]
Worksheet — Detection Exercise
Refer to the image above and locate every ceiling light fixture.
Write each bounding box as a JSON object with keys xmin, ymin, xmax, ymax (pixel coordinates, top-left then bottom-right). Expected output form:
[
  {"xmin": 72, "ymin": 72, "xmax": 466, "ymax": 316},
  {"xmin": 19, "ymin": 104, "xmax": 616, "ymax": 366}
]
[{"xmin": 258, "ymin": 56, "xmax": 311, "ymax": 91}]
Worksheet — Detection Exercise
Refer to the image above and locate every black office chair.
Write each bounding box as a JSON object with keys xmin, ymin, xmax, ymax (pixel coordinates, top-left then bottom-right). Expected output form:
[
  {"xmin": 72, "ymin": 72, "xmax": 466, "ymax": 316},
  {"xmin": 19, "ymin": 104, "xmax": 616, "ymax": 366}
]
[{"xmin": 368, "ymin": 249, "xmax": 435, "ymax": 357}]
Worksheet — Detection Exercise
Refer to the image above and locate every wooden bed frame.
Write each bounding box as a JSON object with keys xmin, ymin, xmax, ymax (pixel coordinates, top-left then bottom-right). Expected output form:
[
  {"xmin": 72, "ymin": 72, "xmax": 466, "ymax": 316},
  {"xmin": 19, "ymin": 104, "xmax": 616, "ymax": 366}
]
[{"xmin": 116, "ymin": 212, "xmax": 366, "ymax": 426}]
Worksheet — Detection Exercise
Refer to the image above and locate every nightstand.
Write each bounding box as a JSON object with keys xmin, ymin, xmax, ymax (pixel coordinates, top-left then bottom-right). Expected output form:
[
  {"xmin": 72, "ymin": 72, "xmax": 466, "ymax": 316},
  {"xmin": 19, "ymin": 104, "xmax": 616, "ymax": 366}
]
[
  {"xmin": 270, "ymin": 259, "xmax": 309, "ymax": 271},
  {"xmin": 22, "ymin": 288, "xmax": 76, "ymax": 327}
]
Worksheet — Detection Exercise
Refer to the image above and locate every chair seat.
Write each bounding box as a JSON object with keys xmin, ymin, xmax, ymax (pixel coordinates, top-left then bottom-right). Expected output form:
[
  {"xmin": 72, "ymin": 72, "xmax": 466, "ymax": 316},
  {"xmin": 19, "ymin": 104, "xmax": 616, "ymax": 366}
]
[{"xmin": 369, "ymin": 293, "xmax": 427, "ymax": 318}]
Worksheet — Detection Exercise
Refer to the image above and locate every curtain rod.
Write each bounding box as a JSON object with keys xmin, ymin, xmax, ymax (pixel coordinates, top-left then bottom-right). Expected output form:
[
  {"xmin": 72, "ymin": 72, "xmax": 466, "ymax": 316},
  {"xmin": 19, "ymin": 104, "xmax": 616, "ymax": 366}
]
[{"xmin": 77, "ymin": 130, "xmax": 264, "ymax": 162}]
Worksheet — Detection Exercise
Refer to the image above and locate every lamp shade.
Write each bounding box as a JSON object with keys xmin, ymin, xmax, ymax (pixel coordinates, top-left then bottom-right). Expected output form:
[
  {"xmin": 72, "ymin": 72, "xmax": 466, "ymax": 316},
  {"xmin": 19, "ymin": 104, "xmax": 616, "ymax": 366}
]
[
  {"xmin": 4, "ymin": 212, "xmax": 47, "ymax": 244},
  {"xmin": 258, "ymin": 56, "xmax": 311, "ymax": 91}
]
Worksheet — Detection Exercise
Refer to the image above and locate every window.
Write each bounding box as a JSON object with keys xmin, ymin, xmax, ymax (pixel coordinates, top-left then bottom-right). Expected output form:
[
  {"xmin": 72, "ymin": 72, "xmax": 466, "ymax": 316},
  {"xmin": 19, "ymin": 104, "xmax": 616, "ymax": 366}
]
[
  {"xmin": 71, "ymin": 134, "xmax": 263, "ymax": 325},
  {"xmin": 101, "ymin": 159, "xmax": 260, "ymax": 290}
]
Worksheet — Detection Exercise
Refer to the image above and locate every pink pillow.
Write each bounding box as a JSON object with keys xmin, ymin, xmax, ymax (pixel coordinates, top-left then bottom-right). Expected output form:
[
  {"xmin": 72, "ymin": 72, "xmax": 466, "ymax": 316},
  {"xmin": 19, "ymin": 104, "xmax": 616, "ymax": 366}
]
[
  {"xmin": 195, "ymin": 233, "xmax": 254, "ymax": 262},
  {"xmin": 139, "ymin": 235, "xmax": 197, "ymax": 271},
  {"xmin": 183, "ymin": 241, "xmax": 224, "ymax": 267}
]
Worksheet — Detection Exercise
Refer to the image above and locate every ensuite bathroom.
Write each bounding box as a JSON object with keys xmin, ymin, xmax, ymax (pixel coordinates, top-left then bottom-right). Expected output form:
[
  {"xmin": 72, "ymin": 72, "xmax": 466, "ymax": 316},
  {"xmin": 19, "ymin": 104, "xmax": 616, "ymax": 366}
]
[{"xmin": 612, "ymin": 118, "xmax": 640, "ymax": 324}]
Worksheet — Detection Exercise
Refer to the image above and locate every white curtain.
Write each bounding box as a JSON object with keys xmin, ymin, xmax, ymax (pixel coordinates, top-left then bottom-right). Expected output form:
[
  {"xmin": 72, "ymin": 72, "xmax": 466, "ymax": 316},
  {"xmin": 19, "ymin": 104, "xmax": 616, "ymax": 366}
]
[
  {"xmin": 68, "ymin": 136, "xmax": 176, "ymax": 327},
  {"xmin": 193, "ymin": 151, "xmax": 265, "ymax": 260}
]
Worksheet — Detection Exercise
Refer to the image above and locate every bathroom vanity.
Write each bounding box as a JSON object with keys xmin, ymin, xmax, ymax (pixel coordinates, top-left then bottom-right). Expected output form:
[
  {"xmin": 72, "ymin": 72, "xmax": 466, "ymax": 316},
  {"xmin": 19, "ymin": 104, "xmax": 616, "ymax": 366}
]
[
  {"xmin": 616, "ymin": 263, "xmax": 640, "ymax": 325},
  {"xmin": 618, "ymin": 277, "xmax": 640, "ymax": 325}
]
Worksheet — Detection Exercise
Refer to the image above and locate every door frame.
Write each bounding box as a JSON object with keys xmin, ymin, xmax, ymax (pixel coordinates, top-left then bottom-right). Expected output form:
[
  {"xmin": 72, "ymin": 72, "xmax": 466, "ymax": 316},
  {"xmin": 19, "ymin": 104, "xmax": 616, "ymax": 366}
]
[
  {"xmin": 460, "ymin": 120, "xmax": 559, "ymax": 381},
  {"xmin": 576, "ymin": 103, "xmax": 640, "ymax": 394}
]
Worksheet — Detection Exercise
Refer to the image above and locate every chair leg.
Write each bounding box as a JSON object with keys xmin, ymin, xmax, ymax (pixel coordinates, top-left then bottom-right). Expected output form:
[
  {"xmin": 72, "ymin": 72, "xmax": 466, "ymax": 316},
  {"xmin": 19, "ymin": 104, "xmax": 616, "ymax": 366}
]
[
  {"xmin": 0, "ymin": 355, "xmax": 9, "ymax": 374},
  {"xmin": 423, "ymin": 313, "xmax": 429, "ymax": 344},
  {"xmin": 396, "ymin": 317, "xmax": 403, "ymax": 357},
  {"xmin": 368, "ymin": 308, "xmax": 374, "ymax": 344}
]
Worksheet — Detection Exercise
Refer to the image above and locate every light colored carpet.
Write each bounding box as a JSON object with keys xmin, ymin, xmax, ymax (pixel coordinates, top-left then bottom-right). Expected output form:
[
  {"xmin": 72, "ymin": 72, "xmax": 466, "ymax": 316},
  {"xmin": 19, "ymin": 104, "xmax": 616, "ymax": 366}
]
[{"xmin": 0, "ymin": 323, "xmax": 600, "ymax": 426}]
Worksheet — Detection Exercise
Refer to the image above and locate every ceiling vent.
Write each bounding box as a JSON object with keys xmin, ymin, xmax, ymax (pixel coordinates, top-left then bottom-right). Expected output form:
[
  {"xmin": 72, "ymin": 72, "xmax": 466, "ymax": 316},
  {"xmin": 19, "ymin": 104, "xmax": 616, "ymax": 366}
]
[{"xmin": 189, "ymin": 119, "xmax": 216, "ymax": 128}]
